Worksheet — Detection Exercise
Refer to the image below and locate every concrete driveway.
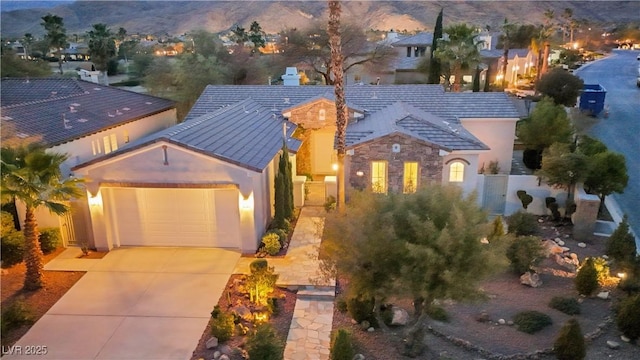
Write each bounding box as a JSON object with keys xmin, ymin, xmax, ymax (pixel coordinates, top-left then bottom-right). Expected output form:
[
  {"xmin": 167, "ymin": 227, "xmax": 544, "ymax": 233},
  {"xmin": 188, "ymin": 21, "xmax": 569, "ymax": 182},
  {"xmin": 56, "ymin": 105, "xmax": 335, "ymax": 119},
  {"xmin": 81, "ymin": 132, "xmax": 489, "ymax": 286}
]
[{"xmin": 5, "ymin": 247, "xmax": 240, "ymax": 360}]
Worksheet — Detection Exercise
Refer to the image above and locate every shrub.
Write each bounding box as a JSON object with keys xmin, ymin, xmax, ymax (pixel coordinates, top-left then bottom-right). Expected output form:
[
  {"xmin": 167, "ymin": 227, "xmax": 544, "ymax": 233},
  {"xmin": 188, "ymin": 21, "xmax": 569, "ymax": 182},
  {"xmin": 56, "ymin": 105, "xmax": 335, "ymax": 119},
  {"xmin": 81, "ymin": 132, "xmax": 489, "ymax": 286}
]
[
  {"xmin": 267, "ymin": 297, "xmax": 280, "ymax": 317},
  {"xmin": 616, "ymin": 294, "xmax": 640, "ymax": 340},
  {"xmin": 549, "ymin": 296, "xmax": 581, "ymax": 315},
  {"xmin": 324, "ymin": 195, "xmax": 336, "ymax": 212},
  {"xmin": 507, "ymin": 211, "xmax": 538, "ymax": 236},
  {"xmin": 262, "ymin": 233, "xmax": 281, "ymax": 256},
  {"xmin": 1, "ymin": 211, "xmax": 15, "ymax": 231},
  {"xmin": 330, "ymin": 328, "xmax": 354, "ymax": 360},
  {"xmin": 336, "ymin": 296, "xmax": 348, "ymax": 313},
  {"xmin": 426, "ymin": 304, "xmax": 450, "ymax": 322},
  {"xmin": 246, "ymin": 323, "xmax": 284, "ymax": 360},
  {"xmin": 523, "ymin": 148, "xmax": 542, "ymax": 170},
  {"xmin": 592, "ymin": 256, "xmax": 610, "ymax": 285},
  {"xmin": 606, "ymin": 216, "xmax": 637, "ymax": 266},
  {"xmin": 1, "ymin": 300, "xmax": 34, "ymax": 335},
  {"xmin": 554, "ymin": 318, "xmax": 586, "ymax": 360},
  {"xmin": 488, "ymin": 216, "xmax": 505, "ymax": 241},
  {"xmin": 1, "ymin": 230, "xmax": 24, "ymax": 268},
  {"xmin": 575, "ymin": 257, "xmax": 599, "ymax": 296},
  {"xmin": 210, "ymin": 305, "xmax": 235, "ymax": 343},
  {"xmin": 268, "ymin": 228, "xmax": 288, "ymax": 245},
  {"xmin": 517, "ymin": 190, "xmax": 533, "ymax": 209},
  {"xmin": 246, "ymin": 259, "xmax": 278, "ymax": 306},
  {"xmin": 38, "ymin": 227, "xmax": 61, "ymax": 254},
  {"xmin": 546, "ymin": 197, "xmax": 561, "ymax": 221},
  {"xmin": 346, "ymin": 296, "xmax": 376, "ymax": 325},
  {"xmin": 506, "ymin": 236, "xmax": 545, "ymax": 274},
  {"xmin": 513, "ymin": 310, "xmax": 552, "ymax": 334}
]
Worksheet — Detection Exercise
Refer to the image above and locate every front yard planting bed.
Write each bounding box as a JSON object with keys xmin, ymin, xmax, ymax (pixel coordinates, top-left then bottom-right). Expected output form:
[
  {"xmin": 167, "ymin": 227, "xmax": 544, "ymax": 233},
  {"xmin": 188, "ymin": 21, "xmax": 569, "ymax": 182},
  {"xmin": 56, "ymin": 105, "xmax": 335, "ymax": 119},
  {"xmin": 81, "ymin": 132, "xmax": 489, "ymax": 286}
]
[{"xmin": 190, "ymin": 274, "xmax": 296, "ymax": 360}]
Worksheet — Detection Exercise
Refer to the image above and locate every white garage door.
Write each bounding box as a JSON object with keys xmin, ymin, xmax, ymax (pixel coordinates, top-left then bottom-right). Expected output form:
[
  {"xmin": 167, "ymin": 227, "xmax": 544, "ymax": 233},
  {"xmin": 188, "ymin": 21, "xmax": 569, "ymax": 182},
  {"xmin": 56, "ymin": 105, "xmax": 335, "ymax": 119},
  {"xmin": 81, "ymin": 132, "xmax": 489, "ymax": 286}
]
[{"xmin": 106, "ymin": 188, "xmax": 240, "ymax": 248}]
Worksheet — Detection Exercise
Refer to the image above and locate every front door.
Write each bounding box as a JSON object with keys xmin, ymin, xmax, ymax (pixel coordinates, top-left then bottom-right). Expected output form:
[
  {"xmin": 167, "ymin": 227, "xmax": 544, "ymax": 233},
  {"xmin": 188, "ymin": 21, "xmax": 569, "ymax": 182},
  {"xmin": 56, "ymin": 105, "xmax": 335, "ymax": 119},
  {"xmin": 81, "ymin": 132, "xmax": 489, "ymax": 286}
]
[{"xmin": 312, "ymin": 130, "xmax": 336, "ymax": 175}]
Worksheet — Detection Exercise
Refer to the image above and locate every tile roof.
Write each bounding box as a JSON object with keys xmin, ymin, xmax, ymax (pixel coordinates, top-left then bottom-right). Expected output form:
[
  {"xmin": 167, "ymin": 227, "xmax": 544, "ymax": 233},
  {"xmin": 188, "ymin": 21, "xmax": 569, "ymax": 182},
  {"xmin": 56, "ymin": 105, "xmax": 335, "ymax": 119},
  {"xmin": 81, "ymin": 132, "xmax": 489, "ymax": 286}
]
[
  {"xmin": 392, "ymin": 32, "xmax": 434, "ymax": 46},
  {"xmin": 1, "ymin": 78, "xmax": 175, "ymax": 147},
  {"xmin": 74, "ymin": 99, "xmax": 298, "ymax": 173},
  {"xmin": 480, "ymin": 48, "xmax": 533, "ymax": 59},
  {"xmin": 345, "ymin": 102, "xmax": 488, "ymax": 151}
]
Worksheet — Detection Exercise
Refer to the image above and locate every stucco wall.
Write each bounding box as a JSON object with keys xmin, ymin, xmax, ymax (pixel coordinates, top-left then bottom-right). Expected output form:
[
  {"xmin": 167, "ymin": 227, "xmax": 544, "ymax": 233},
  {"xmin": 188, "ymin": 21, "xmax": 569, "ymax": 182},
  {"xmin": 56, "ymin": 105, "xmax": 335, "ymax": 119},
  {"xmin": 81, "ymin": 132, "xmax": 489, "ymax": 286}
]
[
  {"xmin": 505, "ymin": 175, "xmax": 568, "ymax": 216},
  {"xmin": 441, "ymin": 153, "xmax": 481, "ymax": 197},
  {"xmin": 460, "ymin": 117, "xmax": 518, "ymax": 174},
  {"xmin": 346, "ymin": 133, "xmax": 443, "ymax": 193},
  {"xmin": 53, "ymin": 109, "xmax": 177, "ymax": 177}
]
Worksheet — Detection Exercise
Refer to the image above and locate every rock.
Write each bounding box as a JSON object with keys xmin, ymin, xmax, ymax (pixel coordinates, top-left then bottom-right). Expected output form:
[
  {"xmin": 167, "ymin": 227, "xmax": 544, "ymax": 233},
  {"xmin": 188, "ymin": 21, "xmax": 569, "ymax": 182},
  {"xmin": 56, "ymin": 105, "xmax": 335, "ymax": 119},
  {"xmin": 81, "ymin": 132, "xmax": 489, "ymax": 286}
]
[
  {"xmin": 498, "ymin": 318, "xmax": 506, "ymax": 325},
  {"xmin": 205, "ymin": 337, "xmax": 218, "ymax": 350},
  {"xmin": 602, "ymin": 255, "xmax": 609, "ymax": 260},
  {"xmin": 390, "ymin": 306, "xmax": 410, "ymax": 326},
  {"xmin": 606, "ymin": 341, "xmax": 620, "ymax": 349},
  {"xmin": 507, "ymin": 320, "xmax": 514, "ymax": 326},
  {"xmin": 555, "ymin": 254, "xmax": 579, "ymax": 272},
  {"xmin": 360, "ymin": 320, "xmax": 370, "ymax": 330},
  {"xmin": 570, "ymin": 253, "xmax": 579, "ymax": 261},
  {"xmin": 476, "ymin": 311, "xmax": 491, "ymax": 323},
  {"xmin": 554, "ymin": 238, "xmax": 565, "ymax": 246},
  {"xmin": 367, "ymin": 327, "xmax": 375, "ymax": 332},
  {"xmin": 350, "ymin": 318, "xmax": 358, "ymax": 325},
  {"xmin": 561, "ymin": 246, "xmax": 571, "ymax": 252},
  {"xmin": 520, "ymin": 271, "xmax": 543, "ymax": 288},
  {"xmin": 538, "ymin": 219, "xmax": 544, "ymax": 223},
  {"xmin": 621, "ymin": 335, "xmax": 631, "ymax": 342},
  {"xmin": 213, "ymin": 351, "xmax": 221, "ymax": 359},
  {"xmin": 564, "ymin": 234, "xmax": 570, "ymax": 238},
  {"xmin": 480, "ymin": 237, "xmax": 489, "ymax": 244},
  {"xmin": 218, "ymin": 345, "xmax": 232, "ymax": 355},
  {"xmin": 577, "ymin": 242, "xmax": 587, "ymax": 248},
  {"xmin": 219, "ymin": 355, "xmax": 230, "ymax": 360},
  {"xmin": 597, "ymin": 291, "xmax": 610, "ymax": 300},
  {"xmin": 353, "ymin": 354, "xmax": 365, "ymax": 360},
  {"xmin": 233, "ymin": 305, "xmax": 253, "ymax": 322}
]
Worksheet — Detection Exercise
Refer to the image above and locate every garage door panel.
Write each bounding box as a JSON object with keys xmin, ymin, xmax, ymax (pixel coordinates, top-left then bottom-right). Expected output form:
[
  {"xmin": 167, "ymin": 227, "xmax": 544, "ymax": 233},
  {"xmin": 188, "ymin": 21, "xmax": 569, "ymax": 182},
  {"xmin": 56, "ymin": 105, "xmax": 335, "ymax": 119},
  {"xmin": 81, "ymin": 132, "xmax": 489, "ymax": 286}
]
[{"xmin": 109, "ymin": 188, "xmax": 240, "ymax": 248}]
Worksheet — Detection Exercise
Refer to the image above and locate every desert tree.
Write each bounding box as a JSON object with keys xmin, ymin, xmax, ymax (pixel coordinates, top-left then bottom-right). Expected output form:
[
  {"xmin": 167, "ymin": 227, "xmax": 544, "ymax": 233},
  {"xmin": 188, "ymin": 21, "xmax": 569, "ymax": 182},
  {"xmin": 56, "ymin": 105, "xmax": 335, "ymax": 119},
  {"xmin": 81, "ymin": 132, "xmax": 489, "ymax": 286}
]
[
  {"xmin": 87, "ymin": 23, "xmax": 116, "ymax": 82},
  {"xmin": 41, "ymin": 13, "xmax": 67, "ymax": 74},
  {"xmin": 536, "ymin": 142, "xmax": 588, "ymax": 201},
  {"xmin": 553, "ymin": 318, "xmax": 586, "ymax": 360},
  {"xmin": 536, "ymin": 68, "xmax": 584, "ymax": 107},
  {"xmin": 434, "ymin": 24, "xmax": 482, "ymax": 92},
  {"xmin": 248, "ymin": 21, "xmax": 266, "ymax": 53},
  {"xmin": 0, "ymin": 146, "xmax": 84, "ymax": 290}
]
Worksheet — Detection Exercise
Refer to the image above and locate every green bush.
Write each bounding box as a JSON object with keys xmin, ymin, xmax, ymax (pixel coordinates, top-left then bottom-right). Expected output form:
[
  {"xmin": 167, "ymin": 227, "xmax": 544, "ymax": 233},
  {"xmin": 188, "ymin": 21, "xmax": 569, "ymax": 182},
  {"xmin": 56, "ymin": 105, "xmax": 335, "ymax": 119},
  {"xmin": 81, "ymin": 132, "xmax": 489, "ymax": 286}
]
[
  {"xmin": 1, "ymin": 230, "xmax": 24, "ymax": 268},
  {"xmin": 513, "ymin": 310, "xmax": 552, "ymax": 334},
  {"xmin": 575, "ymin": 257, "xmax": 599, "ymax": 296},
  {"xmin": 517, "ymin": 190, "xmax": 533, "ymax": 209},
  {"xmin": 246, "ymin": 259, "xmax": 278, "ymax": 306},
  {"xmin": 549, "ymin": 296, "xmax": 581, "ymax": 315},
  {"xmin": 246, "ymin": 323, "xmax": 284, "ymax": 360},
  {"xmin": 336, "ymin": 296, "xmax": 348, "ymax": 313},
  {"xmin": 606, "ymin": 216, "xmax": 637, "ymax": 266},
  {"xmin": 616, "ymin": 294, "xmax": 640, "ymax": 340},
  {"xmin": 209, "ymin": 305, "xmax": 235, "ymax": 343},
  {"xmin": 262, "ymin": 233, "xmax": 282, "ymax": 256},
  {"xmin": 554, "ymin": 318, "xmax": 586, "ymax": 360},
  {"xmin": 426, "ymin": 304, "xmax": 450, "ymax": 322},
  {"xmin": 592, "ymin": 256, "xmax": 610, "ymax": 285},
  {"xmin": 324, "ymin": 195, "xmax": 336, "ymax": 212},
  {"xmin": 330, "ymin": 328, "xmax": 354, "ymax": 360},
  {"xmin": 506, "ymin": 236, "xmax": 544, "ymax": 274},
  {"xmin": 267, "ymin": 297, "xmax": 280, "ymax": 316},
  {"xmin": 1, "ymin": 211, "xmax": 15, "ymax": 231},
  {"xmin": 38, "ymin": 227, "xmax": 61, "ymax": 254},
  {"xmin": 507, "ymin": 211, "xmax": 539, "ymax": 236},
  {"xmin": 346, "ymin": 296, "xmax": 376, "ymax": 325},
  {"xmin": 488, "ymin": 216, "xmax": 505, "ymax": 241},
  {"xmin": 268, "ymin": 228, "xmax": 288, "ymax": 245},
  {"xmin": 1, "ymin": 300, "xmax": 34, "ymax": 336}
]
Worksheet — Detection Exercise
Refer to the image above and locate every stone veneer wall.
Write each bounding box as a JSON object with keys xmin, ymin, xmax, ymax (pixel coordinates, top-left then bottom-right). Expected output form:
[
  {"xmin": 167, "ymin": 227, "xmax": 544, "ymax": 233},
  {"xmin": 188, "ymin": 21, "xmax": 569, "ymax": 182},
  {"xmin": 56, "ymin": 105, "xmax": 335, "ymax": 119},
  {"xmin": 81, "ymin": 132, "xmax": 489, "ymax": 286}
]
[{"xmin": 348, "ymin": 133, "xmax": 443, "ymax": 193}]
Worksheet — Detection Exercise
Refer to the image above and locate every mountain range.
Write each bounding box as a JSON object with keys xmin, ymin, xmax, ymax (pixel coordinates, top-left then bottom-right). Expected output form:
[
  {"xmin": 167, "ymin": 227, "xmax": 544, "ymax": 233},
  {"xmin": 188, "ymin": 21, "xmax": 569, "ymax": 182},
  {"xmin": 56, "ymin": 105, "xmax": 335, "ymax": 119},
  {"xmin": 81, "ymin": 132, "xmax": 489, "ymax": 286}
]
[{"xmin": 1, "ymin": 1, "xmax": 638, "ymax": 39}]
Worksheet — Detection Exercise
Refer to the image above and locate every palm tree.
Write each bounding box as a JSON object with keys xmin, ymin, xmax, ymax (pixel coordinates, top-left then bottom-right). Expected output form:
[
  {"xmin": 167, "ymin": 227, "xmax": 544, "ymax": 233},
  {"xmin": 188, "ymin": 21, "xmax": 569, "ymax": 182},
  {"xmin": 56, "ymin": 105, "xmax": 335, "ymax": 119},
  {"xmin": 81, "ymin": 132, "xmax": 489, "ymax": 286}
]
[
  {"xmin": 87, "ymin": 23, "xmax": 116, "ymax": 83},
  {"xmin": 328, "ymin": 0, "xmax": 346, "ymax": 209},
  {"xmin": 434, "ymin": 24, "xmax": 482, "ymax": 92},
  {"xmin": 500, "ymin": 18, "xmax": 517, "ymax": 89},
  {"xmin": 41, "ymin": 14, "xmax": 67, "ymax": 74},
  {"xmin": 1, "ymin": 146, "xmax": 84, "ymax": 290}
]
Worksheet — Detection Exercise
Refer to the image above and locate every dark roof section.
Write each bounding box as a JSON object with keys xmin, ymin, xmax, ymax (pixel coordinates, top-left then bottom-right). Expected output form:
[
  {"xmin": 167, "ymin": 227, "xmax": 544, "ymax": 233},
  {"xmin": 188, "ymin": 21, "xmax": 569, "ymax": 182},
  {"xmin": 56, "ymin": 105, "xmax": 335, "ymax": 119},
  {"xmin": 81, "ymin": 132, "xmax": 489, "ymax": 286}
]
[
  {"xmin": 391, "ymin": 32, "xmax": 434, "ymax": 46},
  {"xmin": 346, "ymin": 102, "xmax": 488, "ymax": 151},
  {"xmin": 1, "ymin": 78, "xmax": 175, "ymax": 147},
  {"xmin": 74, "ymin": 99, "xmax": 298, "ymax": 173}
]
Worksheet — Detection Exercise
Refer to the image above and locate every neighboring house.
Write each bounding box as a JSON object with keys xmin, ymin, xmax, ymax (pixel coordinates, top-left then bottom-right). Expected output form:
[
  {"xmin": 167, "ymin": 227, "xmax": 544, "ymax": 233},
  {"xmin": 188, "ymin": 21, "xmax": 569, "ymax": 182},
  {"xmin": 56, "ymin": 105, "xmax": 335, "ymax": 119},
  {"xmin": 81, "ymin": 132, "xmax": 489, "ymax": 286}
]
[
  {"xmin": 63, "ymin": 42, "xmax": 90, "ymax": 61},
  {"xmin": 481, "ymin": 49, "xmax": 538, "ymax": 87},
  {"xmin": 390, "ymin": 32, "xmax": 434, "ymax": 83},
  {"xmin": 72, "ymin": 81, "xmax": 520, "ymax": 253},
  {"xmin": 8, "ymin": 41, "xmax": 27, "ymax": 59},
  {"xmin": 0, "ymin": 78, "xmax": 177, "ymax": 247}
]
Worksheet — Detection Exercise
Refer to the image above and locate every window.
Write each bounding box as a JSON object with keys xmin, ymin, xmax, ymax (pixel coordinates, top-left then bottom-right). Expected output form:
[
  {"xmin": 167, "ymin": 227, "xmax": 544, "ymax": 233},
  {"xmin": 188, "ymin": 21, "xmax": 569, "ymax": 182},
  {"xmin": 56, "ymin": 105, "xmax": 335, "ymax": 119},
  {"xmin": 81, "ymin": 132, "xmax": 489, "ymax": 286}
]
[
  {"xmin": 403, "ymin": 162, "xmax": 418, "ymax": 193},
  {"xmin": 449, "ymin": 161, "xmax": 465, "ymax": 182},
  {"xmin": 123, "ymin": 130, "xmax": 130, "ymax": 143},
  {"xmin": 110, "ymin": 134, "xmax": 118, "ymax": 151},
  {"xmin": 103, "ymin": 134, "xmax": 118, "ymax": 154},
  {"xmin": 406, "ymin": 47, "xmax": 411, "ymax": 57},
  {"xmin": 319, "ymin": 109, "xmax": 326, "ymax": 121},
  {"xmin": 371, "ymin": 161, "xmax": 387, "ymax": 194},
  {"xmin": 91, "ymin": 140, "xmax": 101, "ymax": 156}
]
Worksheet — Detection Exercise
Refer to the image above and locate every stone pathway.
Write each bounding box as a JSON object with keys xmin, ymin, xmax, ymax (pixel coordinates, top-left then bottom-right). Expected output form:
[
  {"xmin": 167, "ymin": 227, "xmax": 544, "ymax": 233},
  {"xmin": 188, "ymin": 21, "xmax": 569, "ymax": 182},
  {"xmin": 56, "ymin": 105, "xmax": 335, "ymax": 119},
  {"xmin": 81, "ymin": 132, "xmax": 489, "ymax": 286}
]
[{"xmin": 233, "ymin": 206, "xmax": 335, "ymax": 360}]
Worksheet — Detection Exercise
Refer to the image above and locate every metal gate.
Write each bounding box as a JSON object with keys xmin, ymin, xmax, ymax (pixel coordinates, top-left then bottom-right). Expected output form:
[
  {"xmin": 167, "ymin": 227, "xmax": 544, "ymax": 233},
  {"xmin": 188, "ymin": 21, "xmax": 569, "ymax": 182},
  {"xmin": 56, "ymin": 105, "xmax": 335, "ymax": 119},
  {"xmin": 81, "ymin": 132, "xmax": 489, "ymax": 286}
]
[{"xmin": 483, "ymin": 175, "xmax": 508, "ymax": 215}]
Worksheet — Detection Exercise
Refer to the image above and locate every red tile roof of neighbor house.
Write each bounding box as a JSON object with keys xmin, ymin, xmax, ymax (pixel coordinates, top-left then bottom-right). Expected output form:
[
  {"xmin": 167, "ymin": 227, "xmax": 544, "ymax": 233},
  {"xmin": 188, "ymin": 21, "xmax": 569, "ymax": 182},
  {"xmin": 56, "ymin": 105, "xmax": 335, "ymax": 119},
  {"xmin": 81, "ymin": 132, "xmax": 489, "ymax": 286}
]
[{"xmin": 1, "ymin": 78, "xmax": 175, "ymax": 147}]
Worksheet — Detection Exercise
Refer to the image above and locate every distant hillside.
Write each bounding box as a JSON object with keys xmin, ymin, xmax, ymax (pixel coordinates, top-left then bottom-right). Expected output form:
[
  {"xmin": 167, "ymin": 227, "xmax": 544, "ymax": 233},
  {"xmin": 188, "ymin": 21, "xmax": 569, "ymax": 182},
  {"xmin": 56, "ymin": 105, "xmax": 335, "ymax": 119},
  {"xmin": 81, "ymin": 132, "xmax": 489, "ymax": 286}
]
[
  {"xmin": 0, "ymin": 1, "xmax": 74, "ymax": 12},
  {"xmin": 1, "ymin": 1, "xmax": 638, "ymax": 39}
]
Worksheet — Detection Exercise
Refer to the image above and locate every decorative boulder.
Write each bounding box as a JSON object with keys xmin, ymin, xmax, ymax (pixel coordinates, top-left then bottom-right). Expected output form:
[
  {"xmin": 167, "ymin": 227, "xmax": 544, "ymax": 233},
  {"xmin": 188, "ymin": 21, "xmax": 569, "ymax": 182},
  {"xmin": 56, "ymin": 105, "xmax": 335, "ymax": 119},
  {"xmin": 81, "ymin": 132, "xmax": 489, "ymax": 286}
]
[
  {"xmin": 606, "ymin": 340, "xmax": 620, "ymax": 349},
  {"xmin": 520, "ymin": 271, "xmax": 543, "ymax": 287},
  {"xmin": 498, "ymin": 318, "xmax": 506, "ymax": 325},
  {"xmin": 353, "ymin": 354, "xmax": 365, "ymax": 360},
  {"xmin": 597, "ymin": 291, "xmax": 610, "ymax": 300},
  {"xmin": 476, "ymin": 311, "xmax": 491, "ymax": 323},
  {"xmin": 205, "ymin": 337, "xmax": 218, "ymax": 349},
  {"xmin": 360, "ymin": 320, "xmax": 370, "ymax": 330},
  {"xmin": 367, "ymin": 327, "xmax": 375, "ymax": 332},
  {"xmin": 577, "ymin": 242, "xmax": 587, "ymax": 248},
  {"xmin": 390, "ymin": 306, "xmax": 410, "ymax": 326},
  {"xmin": 543, "ymin": 240, "xmax": 565, "ymax": 256},
  {"xmin": 213, "ymin": 351, "xmax": 221, "ymax": 359},
  {"xmin": 233, "ymin": 305, "xmax": 253, "ymax": 322},
  {"xmin": 219, "ymin": 355, "xmax": 230, "ymax": 360}
]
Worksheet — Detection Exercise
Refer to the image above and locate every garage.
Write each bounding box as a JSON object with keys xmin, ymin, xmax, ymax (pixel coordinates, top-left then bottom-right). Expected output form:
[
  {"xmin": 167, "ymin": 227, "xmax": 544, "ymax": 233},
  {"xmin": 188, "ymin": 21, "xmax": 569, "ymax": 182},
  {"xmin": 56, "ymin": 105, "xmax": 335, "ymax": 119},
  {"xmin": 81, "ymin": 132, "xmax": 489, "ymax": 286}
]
[{"xmin": 104, "ymin": 187, "xmax": 241, "ymax": 248}]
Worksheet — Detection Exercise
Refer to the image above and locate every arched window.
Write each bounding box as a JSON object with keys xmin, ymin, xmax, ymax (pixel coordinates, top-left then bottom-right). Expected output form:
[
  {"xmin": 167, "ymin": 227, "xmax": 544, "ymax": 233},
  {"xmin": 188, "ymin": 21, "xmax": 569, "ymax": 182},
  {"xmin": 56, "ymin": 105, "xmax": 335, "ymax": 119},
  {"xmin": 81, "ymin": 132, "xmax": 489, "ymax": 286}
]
[
  {"xmin": 449, "ymin": 161, "xmax": 465, "ymax": 182},
  {"xmin": 319, "ymin": 109, "xmax": 326, "ymax": 121}
]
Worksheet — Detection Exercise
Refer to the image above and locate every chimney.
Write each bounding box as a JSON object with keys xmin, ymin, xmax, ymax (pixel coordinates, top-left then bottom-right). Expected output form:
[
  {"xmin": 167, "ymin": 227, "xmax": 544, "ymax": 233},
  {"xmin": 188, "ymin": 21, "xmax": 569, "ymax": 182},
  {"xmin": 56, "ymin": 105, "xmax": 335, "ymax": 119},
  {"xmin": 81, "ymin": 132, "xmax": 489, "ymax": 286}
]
[{"xmin": 281, "ymin": 67, "xmax": 301, "ymax": 86}]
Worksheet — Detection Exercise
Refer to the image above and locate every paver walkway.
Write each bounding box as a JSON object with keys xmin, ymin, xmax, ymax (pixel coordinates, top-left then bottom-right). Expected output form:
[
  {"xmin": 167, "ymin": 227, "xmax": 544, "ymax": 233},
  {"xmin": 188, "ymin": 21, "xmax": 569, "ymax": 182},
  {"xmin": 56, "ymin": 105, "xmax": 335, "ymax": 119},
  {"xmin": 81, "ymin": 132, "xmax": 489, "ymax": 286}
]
[{"xmin": 234, "ymin": 206, "xmax": 335, "ymax": 360}]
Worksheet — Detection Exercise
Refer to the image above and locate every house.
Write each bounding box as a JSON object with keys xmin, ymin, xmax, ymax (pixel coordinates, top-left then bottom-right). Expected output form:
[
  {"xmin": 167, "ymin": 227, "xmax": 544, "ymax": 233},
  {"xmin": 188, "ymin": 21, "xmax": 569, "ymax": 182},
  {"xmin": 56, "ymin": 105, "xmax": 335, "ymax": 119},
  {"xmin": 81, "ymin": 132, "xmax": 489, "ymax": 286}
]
[
  {"xmin": 389, "ymin": 32, "xmax": 434, "ymax": 83},
  {"xmin": 0, "ymin": 78, "xmax": 177, "ymax": 247},
  {"xmin": 481, "ymin": 49, "xmax": 538, "ymax": 88},
  {"xmin": 72, "ymin": 81, "xmax": 521, "ymax": 253}
]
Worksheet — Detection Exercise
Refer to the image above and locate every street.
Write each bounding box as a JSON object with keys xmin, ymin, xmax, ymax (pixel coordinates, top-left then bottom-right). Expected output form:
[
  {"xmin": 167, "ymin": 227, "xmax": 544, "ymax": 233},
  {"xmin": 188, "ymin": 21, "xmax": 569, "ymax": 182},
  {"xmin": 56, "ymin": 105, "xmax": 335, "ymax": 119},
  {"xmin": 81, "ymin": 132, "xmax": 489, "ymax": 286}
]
[{"xmin": 574, "ymin": 49, "xmax": 640, "ymax": 243}]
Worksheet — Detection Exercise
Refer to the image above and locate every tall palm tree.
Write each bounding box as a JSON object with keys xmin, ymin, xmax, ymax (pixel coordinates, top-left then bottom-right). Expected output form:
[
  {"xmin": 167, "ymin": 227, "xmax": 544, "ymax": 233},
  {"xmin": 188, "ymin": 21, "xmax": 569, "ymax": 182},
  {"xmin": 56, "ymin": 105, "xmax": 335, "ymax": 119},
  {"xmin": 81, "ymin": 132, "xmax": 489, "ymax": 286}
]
[
  {"xmin": 328, "ymin": 0, "xmax": 346, "ymax": 209},
  {"xmin": 434, "ymin": 24, "xmax": 482, "ymax": 92},
  {"xmin": 87, "ymin": 23, "xmax": 116, "ymax": 83},
  {"xmin": 41, "ymin": 14, "xmax": 67, "ymax": 75},
  {"xmin": 1, "ymin": 146, "xmax": 84, "ymax": 290}
]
